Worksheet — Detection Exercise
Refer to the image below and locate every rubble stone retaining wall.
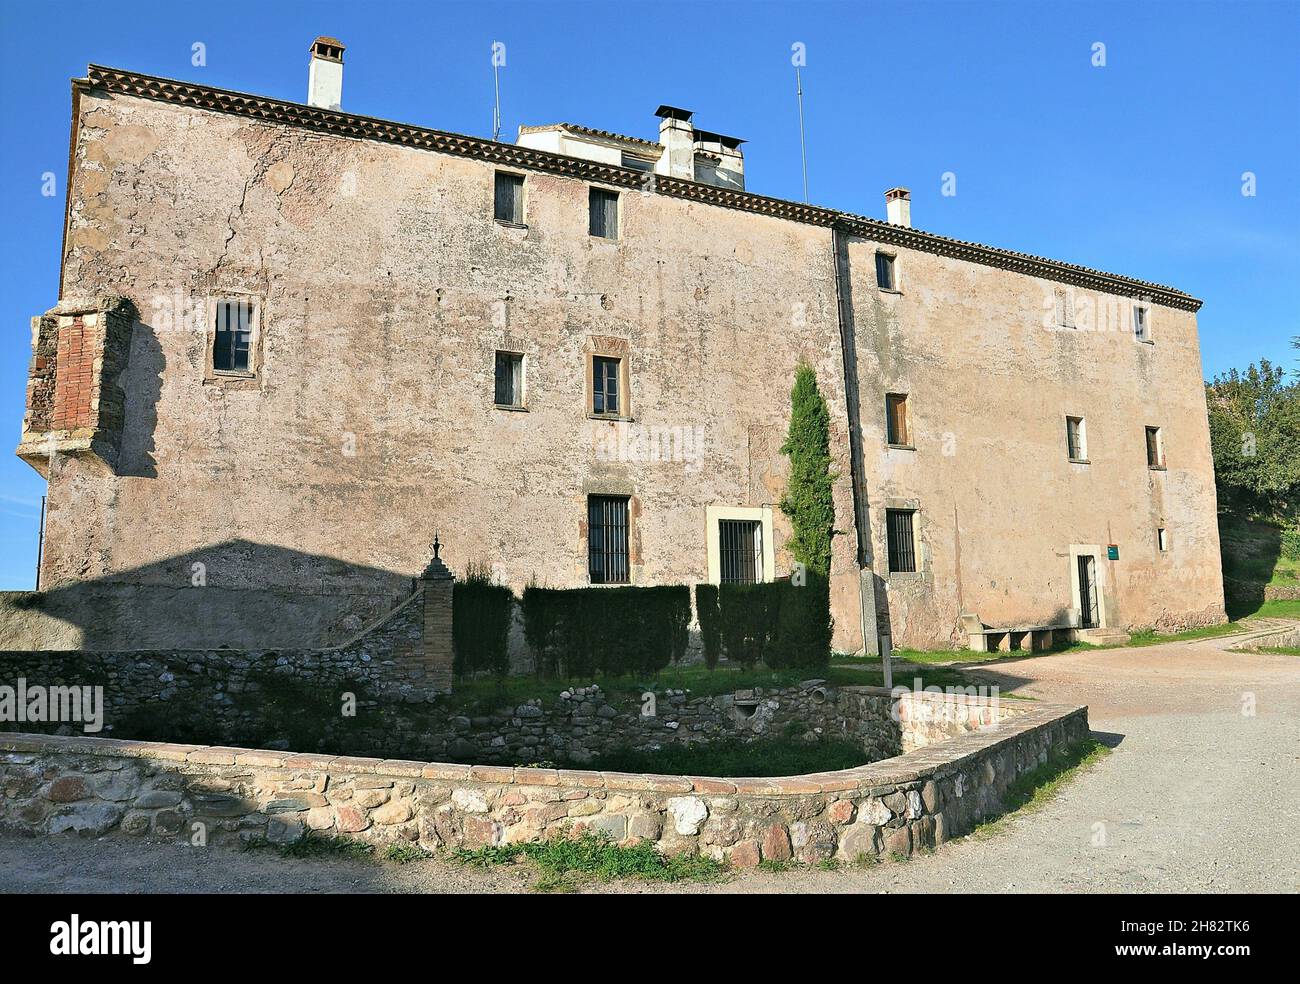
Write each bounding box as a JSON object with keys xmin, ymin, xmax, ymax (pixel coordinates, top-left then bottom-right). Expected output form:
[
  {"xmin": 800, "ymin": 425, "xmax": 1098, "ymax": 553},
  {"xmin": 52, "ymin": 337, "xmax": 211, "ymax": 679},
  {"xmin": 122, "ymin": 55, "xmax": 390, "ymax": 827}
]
[{"xmin": 0, "ymin": 689, "xmax": 1088, "ymax": 864}]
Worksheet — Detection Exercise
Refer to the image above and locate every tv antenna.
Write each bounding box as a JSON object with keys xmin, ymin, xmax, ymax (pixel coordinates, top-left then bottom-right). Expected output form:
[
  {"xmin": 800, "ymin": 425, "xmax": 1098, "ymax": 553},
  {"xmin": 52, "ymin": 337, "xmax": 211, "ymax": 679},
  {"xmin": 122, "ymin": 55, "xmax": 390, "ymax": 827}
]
[
  {"xmin": 492, "ymin": 40, "xmax": 503, "ymax": 141},
  {"xmin": 795, "ymin": 66, "xmax": 809, "ymax": 203}
]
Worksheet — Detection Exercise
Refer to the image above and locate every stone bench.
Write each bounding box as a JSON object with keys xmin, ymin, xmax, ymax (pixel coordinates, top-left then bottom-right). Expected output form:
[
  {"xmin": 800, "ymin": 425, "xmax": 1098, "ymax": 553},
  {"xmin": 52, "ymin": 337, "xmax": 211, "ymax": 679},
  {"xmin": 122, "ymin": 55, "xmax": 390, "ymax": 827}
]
[{"xmin": 960, "ymin": 614, "xmax": 1068, "ymax": 654}]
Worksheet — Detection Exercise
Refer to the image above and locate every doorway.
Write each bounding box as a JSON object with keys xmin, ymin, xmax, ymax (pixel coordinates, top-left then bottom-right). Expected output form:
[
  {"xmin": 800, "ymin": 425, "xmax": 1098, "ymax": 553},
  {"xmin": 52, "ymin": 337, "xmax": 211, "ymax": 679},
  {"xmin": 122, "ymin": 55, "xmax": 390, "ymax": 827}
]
[{"xmin": 1077, "ymin": 554, "xmax": 1099, "ymax": 629}]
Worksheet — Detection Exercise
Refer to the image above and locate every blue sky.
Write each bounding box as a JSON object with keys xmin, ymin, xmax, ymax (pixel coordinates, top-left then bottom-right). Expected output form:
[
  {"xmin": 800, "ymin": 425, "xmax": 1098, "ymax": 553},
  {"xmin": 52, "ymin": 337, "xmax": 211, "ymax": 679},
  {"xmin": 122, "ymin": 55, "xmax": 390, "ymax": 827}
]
[{"xmin": 0, "ymin": 0, "xmax": 1297, "ymax": 589}]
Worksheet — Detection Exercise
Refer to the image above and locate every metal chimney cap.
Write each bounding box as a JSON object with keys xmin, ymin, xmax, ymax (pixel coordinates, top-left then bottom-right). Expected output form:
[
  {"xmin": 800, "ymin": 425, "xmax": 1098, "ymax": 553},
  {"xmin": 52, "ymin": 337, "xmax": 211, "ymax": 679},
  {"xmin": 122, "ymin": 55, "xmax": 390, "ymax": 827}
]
[{"xmin": 654, "ymin": 105, "xmax": 694, "ymax": 122}]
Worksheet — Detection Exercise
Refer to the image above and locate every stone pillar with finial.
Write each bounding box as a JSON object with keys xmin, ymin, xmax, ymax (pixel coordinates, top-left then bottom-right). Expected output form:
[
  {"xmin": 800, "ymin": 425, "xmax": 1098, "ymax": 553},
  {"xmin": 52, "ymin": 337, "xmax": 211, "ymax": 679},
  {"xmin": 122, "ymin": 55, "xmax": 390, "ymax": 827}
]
[{"xmin": 416, "ymin": 532, "xmax": 455, "ymax": 692}]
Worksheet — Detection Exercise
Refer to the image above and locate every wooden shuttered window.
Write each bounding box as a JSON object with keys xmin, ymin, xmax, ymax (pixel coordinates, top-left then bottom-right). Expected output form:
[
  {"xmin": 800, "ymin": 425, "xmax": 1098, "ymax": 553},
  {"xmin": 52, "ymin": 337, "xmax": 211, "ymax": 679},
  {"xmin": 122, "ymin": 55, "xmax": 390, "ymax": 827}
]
[
  {"xmin": 875, "ymin": 251, "xmax": 895, "ymax": 290},
  {"xmin": 494, "ymin": 172, "xmax": 524, "ymax": 224},
  {"xmin": 494, "ymin": 351, "xmax": 523, "ymax": 407},
  {"xmin": 588, "ymin": 495, "xmax": 630, "ymax": 584},
  {"xmin": 589, "ymin": 188, "xmax": 619, "ymax": 239},
  {"xmin": 886, "ymin": 393, "xmax": 909, "ymax": 446},
  {"xmin": 886, "ymin": 509, "xmax": 916, "ymax": 573}
]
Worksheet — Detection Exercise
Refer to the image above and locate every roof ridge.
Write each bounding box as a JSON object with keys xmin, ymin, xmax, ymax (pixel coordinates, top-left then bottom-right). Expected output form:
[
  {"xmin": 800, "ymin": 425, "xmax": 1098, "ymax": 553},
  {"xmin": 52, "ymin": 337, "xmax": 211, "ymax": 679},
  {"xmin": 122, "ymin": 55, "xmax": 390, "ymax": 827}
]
[{"xmin": 77, "ymin": 64, "xmax": 1201, "ymax": 311}]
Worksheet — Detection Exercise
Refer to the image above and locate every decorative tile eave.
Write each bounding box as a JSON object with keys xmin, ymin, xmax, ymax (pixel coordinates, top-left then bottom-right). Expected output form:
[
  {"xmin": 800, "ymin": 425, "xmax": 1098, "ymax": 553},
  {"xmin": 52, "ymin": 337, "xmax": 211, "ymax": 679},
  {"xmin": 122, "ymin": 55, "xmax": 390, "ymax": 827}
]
[{"xmin": 80, "ymin": 64, "xmax": 1202, "ymax": 313}]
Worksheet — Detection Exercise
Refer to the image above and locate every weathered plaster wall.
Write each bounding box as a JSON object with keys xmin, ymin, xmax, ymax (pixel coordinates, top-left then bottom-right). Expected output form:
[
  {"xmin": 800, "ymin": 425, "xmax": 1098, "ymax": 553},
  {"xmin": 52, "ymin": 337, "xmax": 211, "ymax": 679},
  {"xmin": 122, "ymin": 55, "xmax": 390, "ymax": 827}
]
[
  {"xmin": 43, "ymin": 88, "xmax": 863, "ymax": 649},
  {"xmin": 0, "ymin": 690, "xmax": 1087, "ymax": 864},
  {"xmin": 844, "ymin": 238, "xmax": 1224, "ymax": 644}
]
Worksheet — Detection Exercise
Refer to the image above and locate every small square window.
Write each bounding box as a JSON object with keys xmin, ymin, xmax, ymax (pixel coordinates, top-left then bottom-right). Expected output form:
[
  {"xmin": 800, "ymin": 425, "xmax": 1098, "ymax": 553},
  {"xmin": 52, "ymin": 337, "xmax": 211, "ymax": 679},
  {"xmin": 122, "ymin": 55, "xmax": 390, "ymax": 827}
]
[
  {"xmin": 592, "ymin": 355, "xmax": 621, "ymax": 415},
  {"xmin": 494, "ymin": 351, "xmax": 524, "ymax": 407},
  {"xmin": 589, "ymin": 188, "xmax": 619, "ymax": 239},
  {"xmin": 886, "ymin": 393, "xmax": 910, "ymax": 446},
  {"xmin": 875, "ymin": 252, "xmax": 896, "ymax": 291},
  {"xmin": 588, "ymin": 494, "xmax": 630, "ymax": 584},
  {"xmin": 1055, "ymin": 289, "xmax": 1074, "ymax": 328},
  {"xmin": 213, "ymin": 298, "xmax": 255, "ymax": 373},
  {"xmin": 494, "ymin": 172, "xmax": 524, "ymax": 224},
  {"xmin": 1146, "ymin": 426, "xmax": 1165, "ymax": 468},
  {"xmin": 1157, "ymin": 527, "xmax": 1168, "ymax": 552},
  {"xmin": 1066, "ymin": 415, "xmax": 1087, "ymax": 461},
  {"xmin": 1133, "ymin": 304, "xmax": 1150, "ymax": 342},
  {"xmin": 886, "ymin": 508, "xmax": 917, "ymax": 574}
]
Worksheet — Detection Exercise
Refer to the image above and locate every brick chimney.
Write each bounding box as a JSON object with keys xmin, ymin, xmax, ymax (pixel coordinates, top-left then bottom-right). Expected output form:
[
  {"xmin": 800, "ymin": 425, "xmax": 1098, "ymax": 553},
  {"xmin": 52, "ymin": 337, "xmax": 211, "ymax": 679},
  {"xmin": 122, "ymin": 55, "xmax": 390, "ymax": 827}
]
[
  {"xmin": 885, "ymin": 187, "xmax": 911, "ymax": 228},
  {"xmin": 308, "ymin": 36, "xmax": 345, "ymax": 111}
]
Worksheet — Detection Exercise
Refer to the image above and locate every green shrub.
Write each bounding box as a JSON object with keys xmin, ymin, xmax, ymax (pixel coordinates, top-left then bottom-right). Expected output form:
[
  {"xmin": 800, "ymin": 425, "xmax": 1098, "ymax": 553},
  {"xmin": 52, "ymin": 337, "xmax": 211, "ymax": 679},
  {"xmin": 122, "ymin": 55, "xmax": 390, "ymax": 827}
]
[
  {"xmin": 453, "ymin": 563, "xmax": 514, "ymax": 678},
  {"xmin": 521, "ymin": 584, "xmax": 690, "ymax": 678},
  {"xmin": 1282, "ymin": 524, "xmax": 1300, "ymax": 561},
  {"xmin": 694, "ymin": 583, "xmax": 722, "ymax": 669},
  {"xmin": 779, "ymin": 363, "xmax": 835, "ymax": 575},
  {"xmin": 717, "ymin": 575, "xmax": 832, "ymax": 671}
]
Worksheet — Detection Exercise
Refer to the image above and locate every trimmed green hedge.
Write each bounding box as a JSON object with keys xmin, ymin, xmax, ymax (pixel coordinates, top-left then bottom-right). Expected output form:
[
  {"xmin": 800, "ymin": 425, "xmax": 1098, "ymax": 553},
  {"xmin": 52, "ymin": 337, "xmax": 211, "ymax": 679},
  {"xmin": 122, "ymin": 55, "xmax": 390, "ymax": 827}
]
[
  {"xmin": 522, "ymin": 584, "xmax": 691, "ymax": 678},
  {"xmin": 453, "ymin": 571, "xmax": 514, "ymax": 679},
  {"xmin": 717, "ymin": 573, "xmax": 832, "ymax": 671},
  {"xmin": 694, "ymin": 584, "xmax": 722, "ymax": 670}
]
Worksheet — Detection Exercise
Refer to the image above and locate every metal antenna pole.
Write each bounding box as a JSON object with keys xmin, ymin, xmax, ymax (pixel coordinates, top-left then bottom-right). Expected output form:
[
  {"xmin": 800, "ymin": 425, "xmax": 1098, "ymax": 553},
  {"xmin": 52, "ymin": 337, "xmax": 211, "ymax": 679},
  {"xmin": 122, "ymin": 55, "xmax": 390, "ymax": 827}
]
[
  {"xmin": 492, "ymin": 41, "xmax": 502, "ymax": 142},
  {"xmin": 796, "ymin": 66, "xmax": 809, "ymax": 203}
]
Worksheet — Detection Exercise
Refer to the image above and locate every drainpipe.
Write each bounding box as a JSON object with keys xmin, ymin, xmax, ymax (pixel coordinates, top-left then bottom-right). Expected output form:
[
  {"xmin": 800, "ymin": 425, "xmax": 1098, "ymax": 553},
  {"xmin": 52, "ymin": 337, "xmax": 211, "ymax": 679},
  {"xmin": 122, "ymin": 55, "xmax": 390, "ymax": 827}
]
[{"xmin": 831, "ymin": 223, "xmax": 883, "ymax": 676}]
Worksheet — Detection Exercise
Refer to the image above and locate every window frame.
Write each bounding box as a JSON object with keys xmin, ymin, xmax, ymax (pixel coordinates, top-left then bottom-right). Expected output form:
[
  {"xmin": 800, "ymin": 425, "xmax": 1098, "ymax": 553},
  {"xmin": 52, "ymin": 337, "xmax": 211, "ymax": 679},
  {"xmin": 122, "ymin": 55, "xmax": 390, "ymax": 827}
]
[
  {"xmin": 493, "ymin": 350, "xmax": 526, "ymax": 410},
  {"xmin": 204, "ymin": 294, "xmax": 263, "ymax": 386},
  {"xmin": 875, "ymin": 251, "xmax": 898, "ymax": 292},
  {"xmin": 587, "ymin": 494, "xmax": 631, "ymax": 585},
  {"xmin": 1157, "ymin": 527, "xmax": 1168, "ymax": 552},
  {"xmin": 589, "ymin": 186, "xmax": 620, "ymax": 239},
  {"xmin": 591, "ymin": 354, "xmax": 622, "ymax": 416},
  {"xmin": 1133, "ymin": 302, "xmax": 1152, "ymax": 343},
  {"xmin": 1066, "ymin": 415, "xmax": 1088, "ymax": 463},
  {"xmin": 1145, "ymin": 426, "xmax": 1165, "ymax": 469},
  {"xmin": 885, "ymin": 508, "xmax": 918, "ymax": 574},
  {"xmin": 493, "ymin": 171, "xmax": 526, "ymax": 226},
  {"xmin": 885, "ymin": 392, "xmax": 911, "ymax": 448}
]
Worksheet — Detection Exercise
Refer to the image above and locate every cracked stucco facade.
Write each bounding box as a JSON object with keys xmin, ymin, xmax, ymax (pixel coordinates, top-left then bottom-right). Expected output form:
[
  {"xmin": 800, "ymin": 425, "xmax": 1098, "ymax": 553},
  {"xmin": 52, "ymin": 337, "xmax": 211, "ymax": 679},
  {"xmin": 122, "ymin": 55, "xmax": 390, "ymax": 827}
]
[{"xmin": 12, "ymin": 82, "xmax": 1225, "ymax": 652}]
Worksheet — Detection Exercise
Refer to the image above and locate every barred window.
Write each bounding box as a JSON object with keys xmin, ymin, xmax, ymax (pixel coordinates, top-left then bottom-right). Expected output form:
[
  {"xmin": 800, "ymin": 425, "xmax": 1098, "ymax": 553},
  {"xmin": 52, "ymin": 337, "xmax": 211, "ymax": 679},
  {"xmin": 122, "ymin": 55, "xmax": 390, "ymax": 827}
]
[
  {"xmin": 588, "ymin": 495, "xmax": 630, "ymax": 584},
  {"xmin": 719, "ymin": 519, "xmax": 762, "ymax": 584},
  {"xmin": 589, "ymin": 188, "xmax": 619, "ymax": 239},
  {"xmin": 886, "ymin": 509, "xmax": 916, "ymax": 574},
  {"xmin": 494, "ymin": 172, "xmax": 524, "ymax": 224},
  {"xmin": 213, "ymin": 299, "xmax": 255, "ymax": 373}
]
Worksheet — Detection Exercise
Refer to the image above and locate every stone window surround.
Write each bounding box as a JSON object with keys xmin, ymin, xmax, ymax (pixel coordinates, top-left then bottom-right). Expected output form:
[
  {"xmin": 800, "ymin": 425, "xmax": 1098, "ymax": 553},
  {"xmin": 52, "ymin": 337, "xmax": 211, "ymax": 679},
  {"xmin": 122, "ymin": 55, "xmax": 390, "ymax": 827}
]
[
  {"xmin": 883, "ymin": 497, "xmax": 927, "ymax": 581},
  {"xmin": 584, "ymin": 335, "xmax": 632, "ymax": 421},
  {"xmin": 704, "ymin": 504, "xmax": 776, "ymax": 585},
  {"xmin": 202, "ymin": 290, "xmax": 265, "ymax": 389}
]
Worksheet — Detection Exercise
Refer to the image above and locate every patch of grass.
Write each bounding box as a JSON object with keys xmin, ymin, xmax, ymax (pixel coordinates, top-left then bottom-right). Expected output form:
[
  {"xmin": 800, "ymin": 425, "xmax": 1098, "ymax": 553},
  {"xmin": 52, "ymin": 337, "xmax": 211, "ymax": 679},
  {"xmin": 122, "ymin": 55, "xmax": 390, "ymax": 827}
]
[
  {"xmin": 1258, "ymin": 646, "xmax": 1300, "ymax": 656},
  {"xmin": 1254, "ymin": 599, "xmax": 1300, "ymax": 619},
  {"xmin": 274, "ymin": 834, "xmax": 376, "ymax": 861},
  {"xmin": 972, "ymin": 738, "xmax": 1110, "ymax": 839},
  {"xmin": 383, "ymin": 842, "xmax": 433, "ymax": 864},
  {"xmin": 584, "ymin": 736, "xmax": 869, "ymax": 778},
  {"xmin": 1123, "ymin": 622, "xmax": 1244, "ymax": 647},
  {"xmin": 451, "ymin": 833, "xmax": 724, "ymax": 889},
  {"xmin": 887, "ymin": 851, "xmax": 910, "ymax": 863},
  {"xmin": 757, "ymin": 858, "xmax": 799, "ymax": 872}
]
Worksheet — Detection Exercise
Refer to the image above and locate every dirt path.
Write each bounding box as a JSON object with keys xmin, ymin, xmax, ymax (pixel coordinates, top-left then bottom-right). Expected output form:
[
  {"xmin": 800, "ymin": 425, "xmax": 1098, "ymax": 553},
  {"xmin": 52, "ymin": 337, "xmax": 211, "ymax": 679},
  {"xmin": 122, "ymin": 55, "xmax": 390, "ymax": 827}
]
[{"xmin": 3, "ymin": 630, "xmax": 1297, "ymax": 894}]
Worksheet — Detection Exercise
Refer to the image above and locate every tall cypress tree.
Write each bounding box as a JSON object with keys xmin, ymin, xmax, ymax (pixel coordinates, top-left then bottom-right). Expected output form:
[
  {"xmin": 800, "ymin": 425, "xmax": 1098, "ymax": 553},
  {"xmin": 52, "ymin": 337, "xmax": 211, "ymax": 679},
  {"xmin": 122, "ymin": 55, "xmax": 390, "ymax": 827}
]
[{"xmin": 779, "ymin": 363, "xmax": 835, "ymax": 574}]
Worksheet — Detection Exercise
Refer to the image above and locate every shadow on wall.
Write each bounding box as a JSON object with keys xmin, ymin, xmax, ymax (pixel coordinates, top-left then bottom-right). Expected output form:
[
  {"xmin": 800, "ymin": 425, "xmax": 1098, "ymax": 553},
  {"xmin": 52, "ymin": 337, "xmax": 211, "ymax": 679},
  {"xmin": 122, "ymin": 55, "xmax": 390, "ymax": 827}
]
[
  {"xmin": 116, "ymin": 315, "xmax": 164, "ymax": 478},
  {"xmin": 0, "ymin": 540, "xmax": 413, "ymax": 651}
]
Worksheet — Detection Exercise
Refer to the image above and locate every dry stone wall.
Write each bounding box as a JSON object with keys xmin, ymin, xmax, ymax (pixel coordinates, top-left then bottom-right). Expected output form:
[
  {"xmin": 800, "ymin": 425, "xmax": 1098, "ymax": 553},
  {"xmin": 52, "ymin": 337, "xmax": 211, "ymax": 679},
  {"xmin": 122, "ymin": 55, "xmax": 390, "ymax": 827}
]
[{"xmin": 0, "ymin": 689, "xmax": 1087, "ymax": 864}]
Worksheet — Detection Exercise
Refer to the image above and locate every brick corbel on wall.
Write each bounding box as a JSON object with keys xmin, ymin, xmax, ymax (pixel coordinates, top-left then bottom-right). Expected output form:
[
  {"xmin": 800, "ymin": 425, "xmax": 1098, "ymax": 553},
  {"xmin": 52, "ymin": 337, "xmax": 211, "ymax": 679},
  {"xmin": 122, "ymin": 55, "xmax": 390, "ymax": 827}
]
[{"xmin": 16, "ymin": 296, "xmax": 135, "ymax": 478}]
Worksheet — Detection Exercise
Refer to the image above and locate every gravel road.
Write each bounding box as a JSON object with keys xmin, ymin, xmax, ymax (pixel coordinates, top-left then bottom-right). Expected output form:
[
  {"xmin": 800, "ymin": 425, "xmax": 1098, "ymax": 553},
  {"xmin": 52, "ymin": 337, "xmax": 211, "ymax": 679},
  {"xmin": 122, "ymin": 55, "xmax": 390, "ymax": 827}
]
[{"xmin": 3, "ymin": 627, "xmax": 1297, "ymax": 894}]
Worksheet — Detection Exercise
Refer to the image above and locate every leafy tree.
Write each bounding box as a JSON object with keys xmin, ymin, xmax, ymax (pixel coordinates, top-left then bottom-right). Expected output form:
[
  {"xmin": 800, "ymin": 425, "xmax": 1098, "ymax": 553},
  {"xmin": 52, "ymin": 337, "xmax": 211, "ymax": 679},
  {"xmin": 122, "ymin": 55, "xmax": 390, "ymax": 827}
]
[
  {"xmin": 779, "ymin": 363, "xmax": 835, "ymax": 574},
  {"xmin": 1206, "ymin": 358, "xmax": 1300, "ymax": 519}
]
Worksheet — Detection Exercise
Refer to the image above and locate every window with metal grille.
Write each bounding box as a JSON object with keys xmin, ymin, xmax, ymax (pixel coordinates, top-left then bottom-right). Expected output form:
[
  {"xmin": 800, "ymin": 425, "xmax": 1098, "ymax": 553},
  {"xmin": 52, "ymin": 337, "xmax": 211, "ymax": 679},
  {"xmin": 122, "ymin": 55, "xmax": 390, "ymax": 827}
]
[
  {"xmin": 718, "ymin": 519, "xmax": 762, "ymax": 584},
  {"xmin": 592, "ymin": 355, "xmax": 621, "ymax": 415},
  {"xmin": 494, "ymin": 351, "xmax": 523, "ymax": 407},
  {"xmin": 494, "ymin": 172, "xmax": 524, "ymax": 224},
  {"xmin": 886, "ymin": 393, "xmax": 909, "ymax": 446},
  {"xmin": 875, "ymin": 251, "xmax": 896, "ymax": 290},
  {"xmin": 589, "ymin": 188, "xmax": 619, "ymax": 239},
  {"xmin": 1133, "ymin": 304, "xmax": 1150, "ymax": 342},
  {"xmin": 1066, "ymin": 416, "xmax": 1086, "ymax": 460},
  {"xmin": 886, "ymin": 509, "xmax": 916, "ymax": 573},
  {"xmin": 588, "ymin": 495, "xmax": 630, "ymax": 584},
  {"xmin": 213, "ymin": 299, "xmax": 254, "ymax": 373},
  {"xmin": 1146, "ymin": 426, "xmax": 1164, "ymax": 468}
]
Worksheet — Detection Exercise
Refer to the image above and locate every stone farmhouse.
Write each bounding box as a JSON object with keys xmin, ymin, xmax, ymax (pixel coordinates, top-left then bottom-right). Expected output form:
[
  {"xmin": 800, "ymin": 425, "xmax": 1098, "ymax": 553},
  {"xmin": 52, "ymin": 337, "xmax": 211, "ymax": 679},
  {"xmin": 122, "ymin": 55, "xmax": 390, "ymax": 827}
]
[{"xmin": 8, "ymin": 38, "xmax": 1225, "ymax": 655}]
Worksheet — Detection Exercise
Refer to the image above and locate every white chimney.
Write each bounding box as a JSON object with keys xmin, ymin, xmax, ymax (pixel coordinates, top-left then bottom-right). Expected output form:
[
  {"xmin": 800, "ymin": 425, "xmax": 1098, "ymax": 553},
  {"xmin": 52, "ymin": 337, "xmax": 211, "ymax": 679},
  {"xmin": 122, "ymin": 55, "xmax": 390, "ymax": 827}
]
[
  {"xmin": 885, "ymin": 187, "xmax": 911, "ymax": 227},
  {"xmin": 654, "ymin": 105, "xmax": 695, "ymax": 180},
  {"xmin": 308, "ymin": 36, "xmax": 345, "ymax": 111}
]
